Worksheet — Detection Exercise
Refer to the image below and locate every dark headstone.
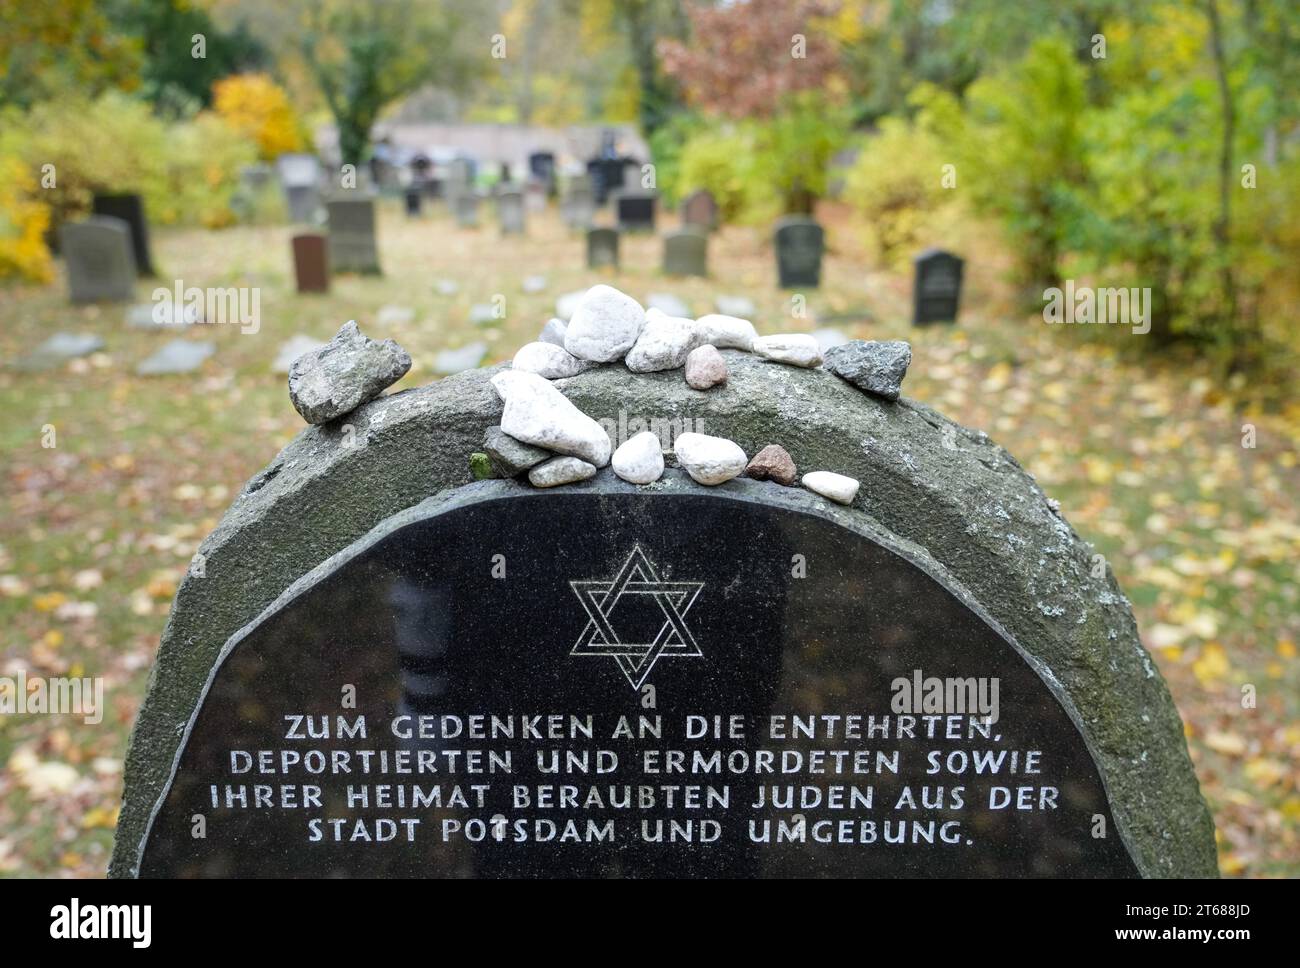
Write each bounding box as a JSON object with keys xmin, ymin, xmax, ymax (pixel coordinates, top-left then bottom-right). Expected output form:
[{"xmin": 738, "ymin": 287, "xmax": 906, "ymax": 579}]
[
  {"xmin": 326, "ymin": 198, "xmax": 380, "ymax": 275},
  {"xmin": 774, "ymin": 217, "xmax": 824, "ymax": 289},
  {"xmin": 528, "ymin": 151, "xmax": 556, "ymax": 195},
  {"xmin": 91, "ymin": 193, "xmax": 154, "ymax": 277},
  {"xmin": 60, "ymin": 217, "xmax": 136, "ymax": 303},
  {"xmin": 680, "ymin": 190, "xmax": 718, "ymax": 232},
  {"xmin": 404, "ymin": 188, "xmax": 423, "ymax": 218},
  {"xmin": 112, "ymin": 356, "xmax": 1216, "ymax": 880},
  {"xmin": 586, "ymin": 228, "xmax": 619, "ymax": 270},
  {"xmin": 615, "ymin": 192, "xmax": 656, "ymax": 233},
  {"xmin": 587, "ymin": 157, "xmax": 626, "ymax": 205},
  {"xmin": 913, "ymin": 249, "xmax": 964, "ymax": 326},
  {"xmin": 663, "ymin": 229, "xmax": 707, "ymax": 278},
  {"xmin": 292, "ymin": 234, "xmax": 330, "ymax": 294}
]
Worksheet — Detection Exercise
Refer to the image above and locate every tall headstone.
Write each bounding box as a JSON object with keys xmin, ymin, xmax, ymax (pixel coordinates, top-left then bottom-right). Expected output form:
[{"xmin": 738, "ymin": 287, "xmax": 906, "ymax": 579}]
[
  {"xmin": 277, "ymin": 154, "xmax": 322, "ymax": 224},
  {"xmin": 60, "ymin": 217, "xmax": 136, "ymax": 304},
  {"xmin": 774, "ymin": 217, "xmax": 824, "ymax": 289},
  {"xmin": 615, "ymin": 191, "xmax": 656, "ymax": 233},
  {"xmin": 292, "ymin": 234, "xmax": 330, "ymax": 294},
  {"xmin": 91, "ymin": 193, "xmax": 155, "ymax": 277},
  {"xmin": 326, "ymin": 198, "xmax": 380, "ymax": 275},
  {"xmin": 497, "ymin": 190, "xmax": 526, "ymax": 235},
  {"xmin": 912, "ymin": 249, "xmax": 964, "ymax": 326},
  {"xmin": 662, "ymin": 229, "xmax": 707, "ymax": 278},
  {"xmin": 680, "ymin": 190, "xmax": 719, "ymax": 233},
  {"xmin": 586, "ymin": 227, "xmax": 619, "ymax": 269},
  {"xmin": 110, "ymin": 355, "xmax": 1218, "ymax": 879}
]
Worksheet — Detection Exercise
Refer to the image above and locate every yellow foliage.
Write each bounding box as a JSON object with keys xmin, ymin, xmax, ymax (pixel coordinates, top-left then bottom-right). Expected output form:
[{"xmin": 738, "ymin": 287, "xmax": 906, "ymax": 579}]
[
  {"xmin": 0, "ymin": 158, "xmax": 54, "ymax": 284},
  {"xmin": 212, "ymin": 74, "xmax": 305, "ymax": 161}
]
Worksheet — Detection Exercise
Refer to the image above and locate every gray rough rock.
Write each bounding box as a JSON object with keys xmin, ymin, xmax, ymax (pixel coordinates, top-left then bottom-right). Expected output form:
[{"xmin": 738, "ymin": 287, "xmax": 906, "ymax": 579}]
[
  {"xmin": 111, "ymin": 351, "xmax": 1216, "ymax": 880},
  {"xmin": 625, "ymin": 313, "xmax": 698, "ymax": 372},
  {"xmin": 491, "ymin": 369, "xmax": 611, "ymax": 466},
  {"xmin": 528, "ymin": 455, "xmax": 596, "ymax": 487},
  {"xmin": 746, "ymin": 443, "xmax": 797, "ymax": 485},
  {"xmin": 565, "ymin": 284, "xmax": 645, "ymax": 362},
  {"xmin": 136, "ymin": 339, "xmax": 215, "ymax": 376},
  {"xmin": 685, "ymin": 344, "xmax": 728, "ymax": 390},
  {"xmin": 434, "ymin": 342, "xmax": 488, "ymax": 375},
  {"xmin": 483, "ymin": 426, "xmax": 550, "ymax": 477},
  {"xmin": 512, "ymin": 341, "xmax": 597, "ymax": 380},
  {"xmin": 823, "ymin": 339, "xmax": 913, "ymax": 402},
  {"xmin": 611, "ymin": 430, "xmax": 665, "ymax": 484},
  {"xmin": 287, "ymin": 321, "xmax": 411, "ymax": 424},
  {"xmin": 674, "ymin": 431, "xmax": 747, "ymax": 485},
  {"xmin": 539, "ymin": 318, "xmax": 567, "ymax": 347},
  {"xmin": 753, "ymin": 334, "xmax": 823, "ymax": 368},
  {"xmin": 694, "ymin": 314, "xmax": 756, "ymax": 351},
  {"xmin": 802, "ymin": 469, "xmax": 860, "ymax": 505}
]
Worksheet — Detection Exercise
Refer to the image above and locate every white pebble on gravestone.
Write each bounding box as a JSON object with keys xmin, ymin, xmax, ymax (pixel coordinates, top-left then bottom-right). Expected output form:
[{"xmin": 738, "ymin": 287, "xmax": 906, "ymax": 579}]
[
  {"xmin": 752, "ymin": 334, "xmax": 823, "ymax": 368},
  {"xmin": 538, "ymin": 318, "xmax": 567, "ymax": 347},
  {"xmin": 694, "ymin": 314, "xmax": 756, "ymax": 351},
  {"xmin": 611, "ymin": 431, "xmax": 665, "ymax": 484},
  {"xmin": 528, "ymin": 456, "xmax": 597, "ymax": 488},
  {"xmin": 512, "ymin": 341, "xmax": 597, "ymax": 380},
  {"xmin": 564, "ymin": 284, "xmax": 646, "ymax": 363},
  {"xmin": 802, "ymin": 470, "xmax": 860, "ymax": 505},
  {"xmin": 625, "ymin": 314, "xmax": 698, "ymax": 372},
  {"xmin": 491, "ymin": 369, "xmax": 612, "ymax": 467},
  {"xmin": 674, "ymin": 432, "xmax": 747, "ymax": 485}
]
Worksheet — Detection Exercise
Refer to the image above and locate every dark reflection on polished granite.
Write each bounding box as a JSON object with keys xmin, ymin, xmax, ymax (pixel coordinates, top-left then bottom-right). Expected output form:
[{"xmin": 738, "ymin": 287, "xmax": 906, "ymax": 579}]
[{"xmin": 139, "ymin": 480, "xmax": 1140, "ymax": 877}]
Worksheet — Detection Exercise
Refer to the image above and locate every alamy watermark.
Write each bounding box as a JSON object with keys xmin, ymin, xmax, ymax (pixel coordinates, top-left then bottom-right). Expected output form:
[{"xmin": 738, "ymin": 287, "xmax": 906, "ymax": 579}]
[
  {"xmin": 1042, "ymin": 280, "xmax": 1151, "ymax": 335},
  {"xmin": 0, "ymin": 670, "xmax": 104, "ymax": 725},
  {"xmin": 891, "ymin": 668, "xmax": 1000, "ymax": 725},
  {"xmin": 596, "ymin": 409, "xmax": 707, "ymax": 451},
  {"xmin": 152, "ymin": 280, "xmax": 261, "ymax": 334}
]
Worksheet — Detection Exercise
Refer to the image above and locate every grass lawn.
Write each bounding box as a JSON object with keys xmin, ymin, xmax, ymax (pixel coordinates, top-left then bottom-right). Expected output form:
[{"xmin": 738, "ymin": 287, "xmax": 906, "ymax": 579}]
[{"xmin": 0, "ymin": 200, "xmax": 1296, "ymax": 877}]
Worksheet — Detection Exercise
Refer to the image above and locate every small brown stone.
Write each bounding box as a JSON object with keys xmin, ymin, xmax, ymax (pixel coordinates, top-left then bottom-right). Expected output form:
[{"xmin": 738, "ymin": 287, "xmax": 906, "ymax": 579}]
[
  {"xmin": 684, "ymin": 343, "xmax": 728, "ymax": 390},
  {"xmin": 746, "ymin": 444, "xmax": 797, "ymax": 486}
]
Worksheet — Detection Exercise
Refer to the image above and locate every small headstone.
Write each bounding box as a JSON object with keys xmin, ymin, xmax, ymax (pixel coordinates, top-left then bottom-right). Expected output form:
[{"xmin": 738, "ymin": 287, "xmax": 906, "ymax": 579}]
[
  {"xmin": 127, "ymin": 301, "xmax": 201, "ymax": 329},
  {"xmin": 433, "ymin": 342, "xmax": 488, "ymax": 375},
  {"xmin": 645, "ymin": 292, "xmax": 690, "ymax": 318},
  {"xmin": 586, "ymin": 228, "xmax": 619, "ymax": 269},
  {"xmin": 680, "ymin": 189, "xmax": 718, "ymax": 232},
  {"xmin": 912, "ymin": 248, "xmax": 964, "ymax": 325},
  {"xmin": 497, "ymin": 190, "xmax": 525, "ymax": 235},
  {"xmin": 91, "ymin": 193, "xmax": 155, "ymax": 277},
  {"xmin": 12, "ymin": 333, "xmax": 106, "ymax": 372},
  {"xmin": 327, "ymin": 199, "xmax": 380, "ymax": 275},
  {"xmin": 272, "ymin": 335, "xmax": 326, "ymax": 375},
  {"xmin": 774, "ymin": 217, "xmax": 824, "ymax": 289},
  {"xmin": 112, "ymin": 355, "xmax": 1217, "ymax": 880},
  {"xmin": 615, "ymin": 191, "xmax": 656, "ymax": 233},
  {"xmin": 454, "ymin": 193, "xmax": 480, "ymax": 229},
  {"xmin": 662, "ymin": 229, "xmax": 707, "ymax": 278},
  {"xmin": 524, "ymin": 181, "xmax": 547, "ymax": 213},
  {"xmin": 561, "ymin": 185, "xmax": 596, "ymax": 229},
  {"xmin": 136, "ymin": 340, "xmax": 214, "ymax": 376},
  {"xmin": 715, "ymin": 295, "xmax": 756, "ymax": 318},
  {"xmin": 528, "ymin": 151, "xmax": 556, "ymax": 193},
  {"xmin": 60, "ymin": 217, "xmax": 136, "ymax": 304},
  {"xmin": 277, "ymin": 154, "xmax": 322, "ymax": 223},
  {"xmin": 291, "ymin": 234, "xmax": 330, "ymax": 294},
  {"xmin": 404, "ymin": 188, "xmax": 423, "ymax": 217}
]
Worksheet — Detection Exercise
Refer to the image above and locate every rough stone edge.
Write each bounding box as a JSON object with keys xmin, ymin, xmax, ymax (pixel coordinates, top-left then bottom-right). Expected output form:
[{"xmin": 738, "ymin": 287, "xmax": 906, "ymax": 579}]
[{"xmin": 109, "ymin": 354, "xmax": 1217, "ymax": 878}]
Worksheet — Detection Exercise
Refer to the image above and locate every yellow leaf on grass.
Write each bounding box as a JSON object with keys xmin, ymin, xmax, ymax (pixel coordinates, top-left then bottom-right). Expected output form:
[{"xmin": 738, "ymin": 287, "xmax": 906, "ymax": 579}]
[
  {"xmin": 1278, "ymin": 639, "xmax": 1297, "ymax": 660},
  {"xmin": 1192, "ymin": 642, "xmax": 1230, "ymax": 685},
  {"xmin": 1243, "ymin": 758, "xmax": 1289, "ymax": 789},
  {"xmin": 1203, "ymin": 730, "xmax": 1247, "ymax": 756}
]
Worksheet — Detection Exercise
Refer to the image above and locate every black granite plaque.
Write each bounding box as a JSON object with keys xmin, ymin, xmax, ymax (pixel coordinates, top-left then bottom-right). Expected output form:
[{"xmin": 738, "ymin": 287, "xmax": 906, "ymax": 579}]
[
  {"xmin": 615, "ymin": 192, "xmax": 656, "ymax": 233},
  {"xmin": 136, "ymin": 477, "xmax": 1139, "ymax": 878},
  {"xmin": 913, "ymin": 248, "xmax": 964, "ymax": 325}
]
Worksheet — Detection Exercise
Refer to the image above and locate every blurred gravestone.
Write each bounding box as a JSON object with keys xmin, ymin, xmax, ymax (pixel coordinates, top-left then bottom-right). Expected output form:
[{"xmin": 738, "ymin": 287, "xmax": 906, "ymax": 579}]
[
  {"xmin": 663, "ymin": 229, "xmax": 707, "ymax": 278},
  {"xmin": 775, "ymin": 217, "xmax": 824, "ymax": 289},
  {"xmin": 292, "ymin": 234, "xmax": 330, "ymax": 294},
  {"xmin": 615, "ymin": 191, "xmax": 656, "ymax": 233},
  {"xmin": 912, "ymin": 249, "xmax": 964, "ymax": 326},
  {"xmin": 277, "ymin": 154, "xmax": 322, "ymax": 224},
  {"xmin": 454, "ymin": 193, "xmax": 480, "ymax": 229},
  {"xmin": 327, "ymin": 199, "xmax": 380, "ymax": 275},
  {"xmin": 61, "ymin": 217, "xmax": 136, "ymax": 304},
  {"xmin": 681, "ymin": 190, "xmax": 718, "ymax": 233},
  {"xmin": 524, "ymin": 181, "xmax": 547, "ymax": 213},
  {"xmin": 404, "ymin": 188, "xmax": 423, "ymax": 218},
  {"xmin": 587, "ymin": 228, "xmax": 619, "ymax": 270},
  {"xmin": 498, "ymin": 190, "xmax": 526, "ymax": 235},
  {"xmin": 91, "ymin": 193, "xmax": 155, "ymax": 277},
  {"xmin": 562, "ymin": 184, "xmax": 596, "ymax": 229},
  {"xmin": 528, "ymin": 151, "xmax": 556, "ymax": 195}
]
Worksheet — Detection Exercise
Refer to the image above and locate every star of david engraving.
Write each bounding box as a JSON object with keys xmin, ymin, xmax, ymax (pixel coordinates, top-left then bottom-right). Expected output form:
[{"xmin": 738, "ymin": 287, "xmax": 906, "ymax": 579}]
[{"xmin": 569, "ymin": 545, "xmax": 704, "ymax": 689}]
